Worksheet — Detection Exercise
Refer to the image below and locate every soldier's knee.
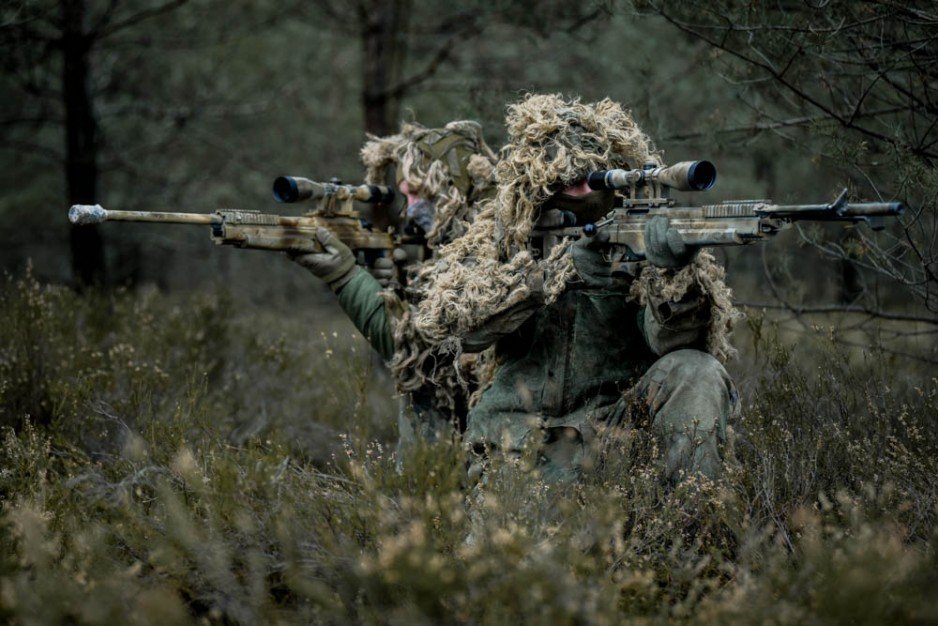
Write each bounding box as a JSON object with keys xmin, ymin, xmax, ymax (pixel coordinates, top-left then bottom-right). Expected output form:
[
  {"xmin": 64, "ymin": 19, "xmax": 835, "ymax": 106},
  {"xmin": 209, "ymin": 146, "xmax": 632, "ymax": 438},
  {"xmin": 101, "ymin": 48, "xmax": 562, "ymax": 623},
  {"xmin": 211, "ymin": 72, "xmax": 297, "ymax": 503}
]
[
  {"xmin": 640, "ymin": 349, "xmax": 737, "ymax": 432},
  {"xmin": 657, "ymin": 348, "xmax": 728, "ymax": 385},
  {"xmin": 642, "ymin": 349, "xmax": 734, "ymax": 408},
  {"xmin": 631, "ymin": 350, "xmax": 738, "ymax": 483}
]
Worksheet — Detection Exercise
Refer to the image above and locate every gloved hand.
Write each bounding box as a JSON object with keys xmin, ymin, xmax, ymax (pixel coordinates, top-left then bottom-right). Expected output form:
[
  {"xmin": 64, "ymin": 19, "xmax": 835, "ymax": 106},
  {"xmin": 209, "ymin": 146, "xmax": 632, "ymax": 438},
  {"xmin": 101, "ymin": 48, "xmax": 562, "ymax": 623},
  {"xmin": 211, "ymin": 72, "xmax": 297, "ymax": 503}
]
[
  {"xmin": 462, "ymin": 265, "xmax": 547, "ymax": 352},
  {"xmin": 290, "ymin": 227, "xmax": 357, "ymax": 291},
  {"xmin": 641, "ymin": 288, "xmax": 711, "ymax": 356},
  {"xmin": 569, "ymin": 231, "xmax": 628, "ymax": 289},
  {"xmin": 643, "ymin": 215, "xmax": 697, "ymax": 269},
  {"xmin": 369, "ymin": 256, "xmax": 397, "ymax": 288}
]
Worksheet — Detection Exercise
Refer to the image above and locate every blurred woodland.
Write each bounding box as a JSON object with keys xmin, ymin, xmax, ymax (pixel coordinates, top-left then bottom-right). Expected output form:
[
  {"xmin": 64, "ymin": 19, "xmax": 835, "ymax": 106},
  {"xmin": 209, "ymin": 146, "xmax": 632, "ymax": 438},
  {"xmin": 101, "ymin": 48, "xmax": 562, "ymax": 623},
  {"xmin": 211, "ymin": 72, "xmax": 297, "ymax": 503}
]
[
  {"xmin": 2, "ymin": 2, "xmax": 938, "ymax": 624},
  {"xmin": 2, "ymin": 0, "xmax": 935, "ymax": 364}
]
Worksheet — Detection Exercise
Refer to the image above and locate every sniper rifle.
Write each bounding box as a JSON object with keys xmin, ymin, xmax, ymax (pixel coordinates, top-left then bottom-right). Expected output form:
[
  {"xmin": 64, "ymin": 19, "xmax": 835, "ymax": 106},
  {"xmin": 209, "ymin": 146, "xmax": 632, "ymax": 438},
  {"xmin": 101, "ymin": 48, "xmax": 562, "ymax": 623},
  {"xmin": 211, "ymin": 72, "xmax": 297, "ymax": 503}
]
[
  {"xmin": 69, "ymin": 176, "xmax": 400, "ymax": 264},
  {"xmin": 531, "ymin": 160, "xmax": 905, "ymax": 275}
]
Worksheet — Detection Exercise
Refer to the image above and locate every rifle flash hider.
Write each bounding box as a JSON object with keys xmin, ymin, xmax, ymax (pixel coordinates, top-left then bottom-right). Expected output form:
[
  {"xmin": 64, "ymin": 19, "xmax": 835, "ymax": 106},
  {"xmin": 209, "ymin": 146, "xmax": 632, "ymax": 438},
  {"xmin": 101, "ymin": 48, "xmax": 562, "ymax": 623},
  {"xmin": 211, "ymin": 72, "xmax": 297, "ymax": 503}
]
[{"xmin": 588, "ymin": 160, "xmax": 717, "ymax": 193}]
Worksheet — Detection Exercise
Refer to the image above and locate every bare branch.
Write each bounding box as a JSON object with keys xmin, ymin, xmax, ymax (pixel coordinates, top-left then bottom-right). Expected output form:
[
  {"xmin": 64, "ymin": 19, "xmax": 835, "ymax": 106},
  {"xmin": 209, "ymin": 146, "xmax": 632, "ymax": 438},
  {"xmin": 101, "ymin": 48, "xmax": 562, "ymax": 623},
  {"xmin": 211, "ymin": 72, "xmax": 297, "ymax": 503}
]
[
  {"xmin": 645, "ymin": 0, "xmax": 938, "ymax": 161},
  {"xmin": 90, "ymin": 0, "xmax": 122, "ymax": 36},
  {"xmin": 662, "ymin": 107, "xmax": 908, "ymax": 142},
  {"xmin": 737, "ymin": 301, "xmax": 938, "ymax": 325},
  {"xmin": 380, "ymin": 21, "xmax": 483, "ymax": 100},
  {"xmin": 95, "ymin": 0, "xmax": 190, "ymax": 39}
]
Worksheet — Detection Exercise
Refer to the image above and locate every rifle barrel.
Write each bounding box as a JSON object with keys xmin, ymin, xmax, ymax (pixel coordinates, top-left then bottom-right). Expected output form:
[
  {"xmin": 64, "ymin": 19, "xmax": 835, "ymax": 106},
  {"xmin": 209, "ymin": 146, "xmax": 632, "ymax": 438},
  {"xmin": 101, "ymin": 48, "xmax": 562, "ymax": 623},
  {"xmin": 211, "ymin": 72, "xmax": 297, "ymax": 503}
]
[{"xmin": 69, "ymin": 204, "xmax": 220, "ymax": 226}]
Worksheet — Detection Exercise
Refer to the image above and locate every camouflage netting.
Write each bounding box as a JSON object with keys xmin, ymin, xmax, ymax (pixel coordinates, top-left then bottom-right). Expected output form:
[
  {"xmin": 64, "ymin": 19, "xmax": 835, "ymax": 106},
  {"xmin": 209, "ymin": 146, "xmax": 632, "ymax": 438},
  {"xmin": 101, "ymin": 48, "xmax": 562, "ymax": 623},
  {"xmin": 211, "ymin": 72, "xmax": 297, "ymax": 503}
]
[
  {"xmin": 379, "ymin": 289, "xmax": 495, "ymax": 416},
  {"xmin": 631, "ymin": 250, "xmax": 743, "ymax": 363},
  {"xmin": 360, "ymin": 120, "xmax": 497, "ymax": 249}
]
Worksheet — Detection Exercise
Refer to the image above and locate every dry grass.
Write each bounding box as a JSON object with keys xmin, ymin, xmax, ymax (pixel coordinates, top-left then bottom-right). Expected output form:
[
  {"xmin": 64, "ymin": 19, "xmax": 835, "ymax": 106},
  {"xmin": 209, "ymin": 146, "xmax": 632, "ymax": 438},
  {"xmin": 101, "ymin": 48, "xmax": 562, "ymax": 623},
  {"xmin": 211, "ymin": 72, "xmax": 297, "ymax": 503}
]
[{"xmin": 1, "ymin": 273, "xmax": 936, "ymax": 624}]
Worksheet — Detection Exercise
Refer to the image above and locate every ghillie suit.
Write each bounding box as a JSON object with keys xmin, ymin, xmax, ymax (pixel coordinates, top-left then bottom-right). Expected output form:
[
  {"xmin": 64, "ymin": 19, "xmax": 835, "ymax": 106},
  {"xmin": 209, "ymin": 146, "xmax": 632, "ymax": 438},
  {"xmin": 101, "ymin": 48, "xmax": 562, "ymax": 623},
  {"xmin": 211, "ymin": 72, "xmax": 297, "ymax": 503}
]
[
  {"xmin": 407, "ymin": 94, "xmax": 741, "ymax": 482},
  {"xmin": 412, "ymin": 95, "xmax": 739, "ymax": 369},
  {"xmin": 343, "ymin": 121, "xmax": 501, "ymax": 449},
  {"xmin": 360, "ymin": 120, "xmax": 497, "ymax": 249},
  {"xmin": 415, "ymin": 96, "xmax": 663, "ymax": 340}
]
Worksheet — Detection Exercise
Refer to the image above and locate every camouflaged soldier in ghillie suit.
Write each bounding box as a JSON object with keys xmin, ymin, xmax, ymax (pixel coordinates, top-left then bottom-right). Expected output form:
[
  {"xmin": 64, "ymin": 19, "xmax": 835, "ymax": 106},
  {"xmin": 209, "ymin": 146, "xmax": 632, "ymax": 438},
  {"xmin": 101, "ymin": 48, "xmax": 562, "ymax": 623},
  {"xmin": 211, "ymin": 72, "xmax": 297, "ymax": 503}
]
[
  {"xmin": 361, "ymin": 120, "xmax": 498, "ymax": 250},
  {"xmin": 292, "ymin": 120, "xmax": 498, "ymax": 455},
  {"xmin": 410, "ymin": 94, "xmax": 741, "ymax": 483}
]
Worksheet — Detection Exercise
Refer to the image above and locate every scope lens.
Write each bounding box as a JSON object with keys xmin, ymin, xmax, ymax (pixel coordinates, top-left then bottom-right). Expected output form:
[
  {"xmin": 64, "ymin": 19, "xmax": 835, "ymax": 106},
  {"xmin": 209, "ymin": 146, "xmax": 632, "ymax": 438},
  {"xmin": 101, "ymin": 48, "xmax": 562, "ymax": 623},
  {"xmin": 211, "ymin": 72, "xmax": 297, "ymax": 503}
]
[
  {"xmin": 587, "ymin": 171, "xmax": 610, "ymax": 190},
  {"xmin": 273, "ymin": 176, "xmax": 299, "ymax": 203},
  {"xmin": 687, "ymin": 161, "xmax": 717, "ymax": 191},
  {"xmin": 367, "ymin": 185, "xmax": 397, "ymax": 205}
]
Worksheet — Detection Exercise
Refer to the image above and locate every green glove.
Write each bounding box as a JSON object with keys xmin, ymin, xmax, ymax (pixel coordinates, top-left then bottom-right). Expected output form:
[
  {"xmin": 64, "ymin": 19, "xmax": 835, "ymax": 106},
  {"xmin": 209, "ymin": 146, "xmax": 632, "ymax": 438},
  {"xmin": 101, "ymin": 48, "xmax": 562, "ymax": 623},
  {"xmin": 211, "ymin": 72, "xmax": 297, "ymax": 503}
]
[
  {"xmin": 570, "ymin": 231, "xmax": 628, "ymax": 289},
  {"xmin": 369, "ymin": 256, "xmax": 397, "ymax": 288},
  {"xmin": 644, "ymin": 215, "xmax": 697, "ymax": 269},
  {"xmin": 290, "ymin": 227, "xmax": 357, "ymax": 291}
]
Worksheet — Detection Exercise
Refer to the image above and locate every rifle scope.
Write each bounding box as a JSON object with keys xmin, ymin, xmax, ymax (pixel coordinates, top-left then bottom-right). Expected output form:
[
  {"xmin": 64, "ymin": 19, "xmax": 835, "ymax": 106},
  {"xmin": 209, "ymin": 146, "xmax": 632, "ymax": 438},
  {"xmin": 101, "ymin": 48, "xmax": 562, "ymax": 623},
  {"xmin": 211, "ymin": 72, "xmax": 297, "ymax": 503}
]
[
  {"xmin": 273, "ymin": 176, "xmax": 397, "ymax": 204},
  {"xmin": 588, "ymin": 160, "xmax": 717, "ymax": 192}
]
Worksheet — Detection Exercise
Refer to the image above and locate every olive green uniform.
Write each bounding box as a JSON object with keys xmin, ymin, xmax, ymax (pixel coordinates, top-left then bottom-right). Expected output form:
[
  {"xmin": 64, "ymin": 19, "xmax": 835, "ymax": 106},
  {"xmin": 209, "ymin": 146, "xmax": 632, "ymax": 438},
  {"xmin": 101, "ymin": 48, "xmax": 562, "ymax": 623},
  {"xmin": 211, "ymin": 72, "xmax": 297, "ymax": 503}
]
[
  {"xmin": 334, "ymin": 267, "xmax": 457, "ymax": 452},
  {"xmin": 335, "ymin": 264, "xmax": 737, "ymax": 482}
]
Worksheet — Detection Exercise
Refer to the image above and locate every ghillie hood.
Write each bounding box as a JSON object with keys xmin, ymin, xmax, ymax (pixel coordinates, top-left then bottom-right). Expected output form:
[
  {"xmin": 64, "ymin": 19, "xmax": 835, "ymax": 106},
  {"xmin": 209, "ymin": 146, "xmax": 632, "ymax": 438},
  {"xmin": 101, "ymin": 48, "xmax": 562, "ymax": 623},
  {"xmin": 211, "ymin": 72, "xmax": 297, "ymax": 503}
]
[
  {"xmin": 412, "ymin": 94, "xmax": 660, "ymax": 345},
  {"xmin": 440, "ymin": 93, "xmax": 662, "ymax": 263},
  {"xmin": 360, "ymin": 120, "xmax": 497, "ymax": 248}
]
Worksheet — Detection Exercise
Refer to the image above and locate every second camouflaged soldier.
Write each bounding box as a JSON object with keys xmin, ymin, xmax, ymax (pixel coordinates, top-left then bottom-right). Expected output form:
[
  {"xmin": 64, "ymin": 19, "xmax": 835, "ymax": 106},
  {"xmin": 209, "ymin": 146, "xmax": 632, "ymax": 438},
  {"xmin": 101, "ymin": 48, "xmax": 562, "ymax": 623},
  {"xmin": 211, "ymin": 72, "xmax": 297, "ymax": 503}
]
[{"xmin": 291, "ymin": 120, "xmax": 498, "ymax": 456}]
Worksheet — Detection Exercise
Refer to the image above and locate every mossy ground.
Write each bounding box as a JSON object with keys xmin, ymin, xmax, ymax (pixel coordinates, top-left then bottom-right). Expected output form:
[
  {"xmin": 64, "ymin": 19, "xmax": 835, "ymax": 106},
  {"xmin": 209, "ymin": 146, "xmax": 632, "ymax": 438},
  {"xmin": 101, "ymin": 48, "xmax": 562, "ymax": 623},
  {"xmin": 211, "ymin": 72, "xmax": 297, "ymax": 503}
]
[{"xmin": 1, "ymin": 274, "xmax": 936, "ymax": 625}]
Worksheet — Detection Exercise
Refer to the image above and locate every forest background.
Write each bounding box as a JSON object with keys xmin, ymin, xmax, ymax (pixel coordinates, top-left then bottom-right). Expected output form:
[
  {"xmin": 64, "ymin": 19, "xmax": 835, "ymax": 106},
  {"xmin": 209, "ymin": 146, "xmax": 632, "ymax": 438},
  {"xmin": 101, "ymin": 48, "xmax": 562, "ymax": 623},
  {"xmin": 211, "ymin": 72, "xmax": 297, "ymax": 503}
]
[{"xmin": 1, "ymin": 1, "xmax": 936, "ymax": 624}]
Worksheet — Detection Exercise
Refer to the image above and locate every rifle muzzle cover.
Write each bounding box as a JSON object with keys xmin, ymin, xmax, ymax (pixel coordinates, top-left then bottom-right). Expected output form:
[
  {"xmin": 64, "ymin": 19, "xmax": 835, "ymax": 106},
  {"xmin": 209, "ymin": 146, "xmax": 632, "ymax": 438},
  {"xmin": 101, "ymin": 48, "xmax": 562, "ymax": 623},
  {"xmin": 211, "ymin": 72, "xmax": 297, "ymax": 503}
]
[{"xmin": 69, "ymin": 204, "xmax": 108, "ymax": 225}]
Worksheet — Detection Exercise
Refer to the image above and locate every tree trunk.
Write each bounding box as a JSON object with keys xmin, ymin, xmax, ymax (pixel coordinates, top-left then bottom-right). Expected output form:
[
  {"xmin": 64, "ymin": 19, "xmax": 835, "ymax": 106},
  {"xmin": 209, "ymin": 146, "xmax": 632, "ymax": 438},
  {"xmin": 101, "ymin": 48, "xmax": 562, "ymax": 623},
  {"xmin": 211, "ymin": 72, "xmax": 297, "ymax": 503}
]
[
  {"xmin": 359, "ymin": 0, "xmax": 410, "ymax": 235},
  {"xmin": 62, "ymin": 0, "xmax": 105, "ymax": 287},
  {"xmin": 360, "ymin": 0, "xmax": 409, "ymax": 137}
]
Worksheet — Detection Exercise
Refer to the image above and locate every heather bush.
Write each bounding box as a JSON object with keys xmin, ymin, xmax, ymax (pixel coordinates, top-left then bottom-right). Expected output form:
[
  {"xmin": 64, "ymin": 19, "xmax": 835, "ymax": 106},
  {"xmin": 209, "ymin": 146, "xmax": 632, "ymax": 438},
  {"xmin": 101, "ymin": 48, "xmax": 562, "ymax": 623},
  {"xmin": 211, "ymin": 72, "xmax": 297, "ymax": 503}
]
[{"xmin": 1, "ymin": 274, "xmax": 936, "ymax": 624}]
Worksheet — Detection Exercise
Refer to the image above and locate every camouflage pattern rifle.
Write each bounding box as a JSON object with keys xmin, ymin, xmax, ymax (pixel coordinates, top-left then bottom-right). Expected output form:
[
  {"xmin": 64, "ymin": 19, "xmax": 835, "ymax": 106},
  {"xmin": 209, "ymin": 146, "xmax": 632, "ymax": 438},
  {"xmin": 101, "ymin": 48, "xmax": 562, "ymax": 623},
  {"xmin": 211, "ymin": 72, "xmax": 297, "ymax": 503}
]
[
  {"xmin": 68, "ymin": 176, "xmax": 399, "ymax": 261},
  {"xmin": 530, "ymin": 160, "xmax": 905, "ymax": 275}
]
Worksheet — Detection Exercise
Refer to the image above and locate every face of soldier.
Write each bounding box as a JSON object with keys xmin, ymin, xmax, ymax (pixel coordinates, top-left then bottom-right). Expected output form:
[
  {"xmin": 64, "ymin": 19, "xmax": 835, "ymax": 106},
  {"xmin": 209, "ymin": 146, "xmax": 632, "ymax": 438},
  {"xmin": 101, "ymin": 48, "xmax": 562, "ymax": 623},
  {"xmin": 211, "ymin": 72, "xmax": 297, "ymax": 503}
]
[
  {"xmin": 399, "ymin": 180, "xmax": 436, "ymax": 234},
  {"xmin": 544, "ymin": 178, "xmax": 615, "ymax": 225}
]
